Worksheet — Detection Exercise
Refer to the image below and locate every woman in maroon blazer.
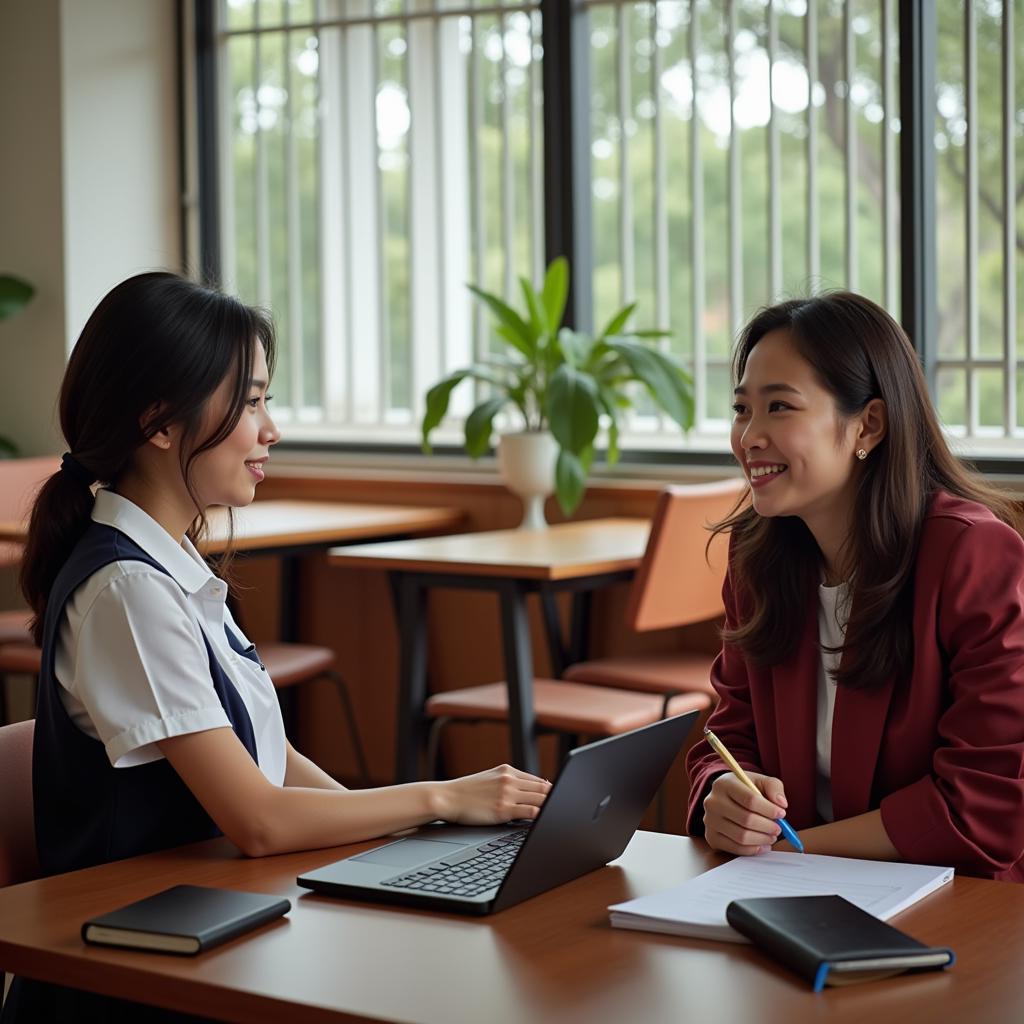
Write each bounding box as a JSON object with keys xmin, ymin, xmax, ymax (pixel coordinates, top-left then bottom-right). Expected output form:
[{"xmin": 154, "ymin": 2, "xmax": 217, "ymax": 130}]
[{"xmin": 686, "ymin": 292, "xmax": 1024, "ymax": 881}]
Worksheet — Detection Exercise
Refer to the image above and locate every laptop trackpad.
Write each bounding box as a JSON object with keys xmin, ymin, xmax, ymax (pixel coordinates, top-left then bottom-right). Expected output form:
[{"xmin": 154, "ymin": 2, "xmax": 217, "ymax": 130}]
[{"xmin": 353, "ymin": 838, "xmax": 465, "ymax": 868}]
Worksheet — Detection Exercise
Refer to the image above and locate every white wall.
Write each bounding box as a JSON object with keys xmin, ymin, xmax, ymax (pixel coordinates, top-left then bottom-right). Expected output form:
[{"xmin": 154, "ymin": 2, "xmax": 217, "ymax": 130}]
[{"xmin": 0, "ymin": 0, "xmax": 181, "ymax": 456}]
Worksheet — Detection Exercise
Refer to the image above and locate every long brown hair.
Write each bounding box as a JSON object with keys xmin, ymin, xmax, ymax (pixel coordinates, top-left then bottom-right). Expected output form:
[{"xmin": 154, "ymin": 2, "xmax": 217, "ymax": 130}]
[
  {"xmin": 20, "ymin": 273, "xmax": 276, "ymax": 644},
  {"xmin": 714, "ymin": 291, "xmax": 1021, "ymax": 690}
]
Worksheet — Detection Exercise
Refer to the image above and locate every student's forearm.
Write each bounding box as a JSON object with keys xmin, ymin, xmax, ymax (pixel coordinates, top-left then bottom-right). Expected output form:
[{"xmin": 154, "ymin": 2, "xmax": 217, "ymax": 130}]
[
  {"xmin": 247, "ymin": 782, "xmax": 447, "ymax": 856},
  {"xmin": 779, "ymin": 809, "xmax": 900, "ymax": 861}
]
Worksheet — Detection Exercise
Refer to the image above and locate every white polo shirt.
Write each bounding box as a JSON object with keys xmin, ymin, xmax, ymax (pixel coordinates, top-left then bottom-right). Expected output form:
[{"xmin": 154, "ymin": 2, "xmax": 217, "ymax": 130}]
[{"xmin": 54, "ymin": 489, "xmax": 287, "ymax": 784}]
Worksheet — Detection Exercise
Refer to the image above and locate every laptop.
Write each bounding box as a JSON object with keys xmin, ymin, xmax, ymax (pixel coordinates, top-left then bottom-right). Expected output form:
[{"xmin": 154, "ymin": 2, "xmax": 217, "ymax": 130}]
[{"xmin": 297, "ymin": 709, "xmax": 699, "ymax": 916}]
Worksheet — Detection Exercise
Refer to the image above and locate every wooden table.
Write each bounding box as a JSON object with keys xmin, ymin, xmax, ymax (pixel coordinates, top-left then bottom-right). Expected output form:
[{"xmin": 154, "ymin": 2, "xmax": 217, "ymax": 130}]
[
  {"xmin": 1, "ymin": 499, "xmax": 466, "ymax": 643},
  {"xmin": 201, "ymin": 501, "xmax": 466, "ymax": 641},
  {"xmin": 328, "ymin": 519, "xmax": 650, "ymax": 780},
  {"xmin": 0, "ymin": 832, "xmax": 1018, "ymax": 1024}
]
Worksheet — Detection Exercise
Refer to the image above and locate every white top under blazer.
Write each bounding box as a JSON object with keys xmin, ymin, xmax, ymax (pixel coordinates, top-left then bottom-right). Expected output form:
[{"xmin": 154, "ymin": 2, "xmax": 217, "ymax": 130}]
[{"xmin": 54, "ymin": 488, "xmax": 287, "ymax": 784}]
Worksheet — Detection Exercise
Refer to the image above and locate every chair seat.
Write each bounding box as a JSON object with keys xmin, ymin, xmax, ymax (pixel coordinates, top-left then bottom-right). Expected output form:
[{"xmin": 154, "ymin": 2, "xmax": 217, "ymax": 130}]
[
  {"xmin": 0, "ymin": 609, "xmax": 33, "ymax": 647},
  {"xmin": 563, "ymin": 651, "xmax": 716, "ymax": 697},
  {"xmin": 260, "ymin": 643, "xmax": 336, "ymax": 689},
  {"xmin": 425, "ymin": 679, "xmax": 711, "ymax": 737},
  {"xmin": 0, "ymin": 643, "xmax": 42, "ymax": 675}
]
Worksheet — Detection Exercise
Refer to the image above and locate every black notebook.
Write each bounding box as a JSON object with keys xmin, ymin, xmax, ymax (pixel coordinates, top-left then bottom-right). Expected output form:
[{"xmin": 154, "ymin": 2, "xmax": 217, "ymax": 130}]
[
  {"xmin": 726, "ymin": 895, "xmax": 954, "ymax": 992},
  {"xmin": 82, "ymin": 885, "xmax": 291, "ymax": 955}
]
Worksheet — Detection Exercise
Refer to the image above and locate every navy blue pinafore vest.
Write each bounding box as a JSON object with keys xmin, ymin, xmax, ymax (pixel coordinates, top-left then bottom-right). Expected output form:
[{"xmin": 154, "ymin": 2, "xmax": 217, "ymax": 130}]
[
  {"xmin": 34, "ymin": 521, "xmax": 260, "ymax": 876},
  {"xmin": 1, "ymin": 524, "xmax": 260, "ymax": 1023}
]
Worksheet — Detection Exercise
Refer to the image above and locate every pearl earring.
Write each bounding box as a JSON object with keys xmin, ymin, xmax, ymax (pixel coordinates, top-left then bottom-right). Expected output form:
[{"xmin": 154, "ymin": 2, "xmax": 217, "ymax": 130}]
[{"xmin": 855, "ymin": 448, "xmax": 868, "ymax": 461}]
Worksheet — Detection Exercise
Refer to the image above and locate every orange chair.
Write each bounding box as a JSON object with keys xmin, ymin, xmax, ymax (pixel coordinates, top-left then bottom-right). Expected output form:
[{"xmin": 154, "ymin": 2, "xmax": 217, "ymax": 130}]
[
  {"xmin": 424, "ymin": 682, "xmax": 711, "ymax": 779},
  {"xmin": 258, "ymin": 642, "xmax": 369, "ymax": 785},
  {"xmin": 562, "ymin": 478, "xmax": 745, "ymax": 712}
]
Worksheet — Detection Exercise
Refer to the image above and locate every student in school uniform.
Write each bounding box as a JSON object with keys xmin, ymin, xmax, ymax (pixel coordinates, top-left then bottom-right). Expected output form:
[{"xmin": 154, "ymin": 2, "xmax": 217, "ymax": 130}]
[
  {"xmin": 686, "ymin": 291, "xmax": 1024, "ymax": 881},
  {"xmin": 2, "ymin": 273, "xmax": 550, "ymax": 1022}
]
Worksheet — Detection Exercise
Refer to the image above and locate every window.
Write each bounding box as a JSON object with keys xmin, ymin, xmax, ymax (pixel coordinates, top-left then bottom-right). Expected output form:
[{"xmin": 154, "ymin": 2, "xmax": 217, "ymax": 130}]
[
  {"xmin": 202, "ymin": 0, "xmax": 1023, "ymax": 459},
  {"xmin": 215, "ymin": 0, "xmax": 543, "ymax": 443}
]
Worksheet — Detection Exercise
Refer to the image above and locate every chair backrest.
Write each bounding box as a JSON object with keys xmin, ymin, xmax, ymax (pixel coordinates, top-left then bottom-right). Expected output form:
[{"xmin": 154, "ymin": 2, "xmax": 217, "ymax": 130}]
[
  {"xmin": 625, "ymin": 478, "xmax": 746, "ymax": 633},
  {"xmin": 0, "ymin": 719, "xmax": 37, "ymax": 887}
]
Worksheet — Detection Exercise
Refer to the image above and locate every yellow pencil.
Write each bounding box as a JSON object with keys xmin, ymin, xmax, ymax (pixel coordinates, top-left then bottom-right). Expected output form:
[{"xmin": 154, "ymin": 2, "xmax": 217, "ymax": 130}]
[{"xmin": 704, "ymin": 728, "xmax": 804, "ymax": 852}]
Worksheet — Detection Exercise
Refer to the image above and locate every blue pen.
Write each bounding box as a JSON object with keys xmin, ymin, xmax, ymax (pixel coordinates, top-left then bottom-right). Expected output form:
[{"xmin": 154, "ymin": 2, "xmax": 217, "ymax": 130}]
[{"xmin": 704, "ymin": 728, "xmax": 805, "ymax": 853}]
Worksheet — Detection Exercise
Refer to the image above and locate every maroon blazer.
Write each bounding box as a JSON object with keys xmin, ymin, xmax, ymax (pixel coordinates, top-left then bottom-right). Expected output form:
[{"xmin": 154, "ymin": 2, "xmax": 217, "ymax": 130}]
[{"xmin": 686, "ymin": 492, "xmax": 1024, "ymax": 881}]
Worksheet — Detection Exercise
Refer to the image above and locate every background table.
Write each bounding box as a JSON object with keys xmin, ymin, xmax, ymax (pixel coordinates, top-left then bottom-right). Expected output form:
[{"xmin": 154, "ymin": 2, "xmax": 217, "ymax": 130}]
[
  {"xmin": 201, "ymin": 500, "xmax": 466, "ymax": 641},
  {"xmin": 327, "ymin": 518, "xmax": 650, "ymax": 780},
  {"xmin": 0, "ymin": 832, "xmax": 1017, "ymax": 1024}
]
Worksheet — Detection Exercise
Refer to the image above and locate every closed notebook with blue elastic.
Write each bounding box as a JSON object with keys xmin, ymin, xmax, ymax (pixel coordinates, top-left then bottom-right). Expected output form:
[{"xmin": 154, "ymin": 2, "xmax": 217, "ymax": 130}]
[{"xmin": 725, "ymin": 894, "xmax": 954, "ymax": 992}]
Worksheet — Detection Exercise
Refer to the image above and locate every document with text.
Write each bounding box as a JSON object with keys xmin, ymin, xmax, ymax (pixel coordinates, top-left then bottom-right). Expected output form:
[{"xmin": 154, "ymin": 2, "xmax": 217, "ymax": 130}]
[{"xmin": 609, "ymin": 852, "xmax": 954, "ymax": 943}]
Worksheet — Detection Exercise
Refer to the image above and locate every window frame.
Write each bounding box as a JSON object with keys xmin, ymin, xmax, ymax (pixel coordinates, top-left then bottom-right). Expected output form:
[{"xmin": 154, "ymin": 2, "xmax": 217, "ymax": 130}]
[{"xmin": 191, "ymin": 0, "xmax": 1024, "ymax": 476}]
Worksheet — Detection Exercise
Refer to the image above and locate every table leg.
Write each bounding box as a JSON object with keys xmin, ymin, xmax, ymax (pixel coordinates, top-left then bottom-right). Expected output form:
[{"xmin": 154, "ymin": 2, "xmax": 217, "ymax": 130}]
[
  {"xmin": 276, "ymin": 554, "xmax": 301, "ymax": 741},
  {"xmin": 540, "ymin": 591, "xmax": 565, "ymax": 676},
  {"xmin": 394, "ymin": 574, "xmax": 430, "ymax": 783},
  {"xmin": 498, "ymin": 580, "xmax": 539, "ymax": 776},
  {"xmin": 568, "ymin": 589, "xmax": 593, "ymax": 666}
]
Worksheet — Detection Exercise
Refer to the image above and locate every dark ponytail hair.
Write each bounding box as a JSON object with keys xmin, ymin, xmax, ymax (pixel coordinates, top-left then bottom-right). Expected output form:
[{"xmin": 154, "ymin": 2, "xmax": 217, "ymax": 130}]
[
  {"xmin": 20, "ymin": 272, "xmax": 276, "ymax": 644},
  {"xmin": 713, "ymin": 291, "xmax": 1021, "ymax": 691}
]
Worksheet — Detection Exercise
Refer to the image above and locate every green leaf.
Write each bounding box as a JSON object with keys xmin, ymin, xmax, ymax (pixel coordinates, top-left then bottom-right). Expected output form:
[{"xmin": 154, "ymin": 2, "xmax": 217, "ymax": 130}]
[
  {"xmin": 0, "ymin": 435, "xmax": 19, "ymax": 458},
  {"xmin": 519, "ymin": 276, "xmax": 548, "ymax": 337},
  {"xmin": 0, "ymin": 276, "xmax": 34, "ymax": 321},
  {"xmin": 464, "ymin": 396, "xmax": 507, "ymax": 458},
  {"xmin": 540, "ymin": 257, "xmax": 569, "ymax": 334},
  {"xmin": 468, "ymin": 284, "xmax": 535, "ymax": 358},
  {"xmin": 598, "ymin": 302, "xmax": 637, "ymax": 340},
  {"xmin": 547, "ymin": 364, "xmax": 601, "ymax": 454},
  {"xmin": 557, "ymin": 328, "xmax": 595, "ymax": 369},
  {"xmin": 632, "ymin": 328, "xmax": 672, "ymax": 339},
  {"xmin": 421, "ymin": 369, "xmax": 471, "ymax": 451},
  {"xmin": 597, "ymin": 385, "xmax": 623, "ymax": 465},
  {"xmin": 606, "ymin": 338, "xmax": 695, "ymax": 430},
  {"xmin": 555, "ymin": 448, "xmax": 588, "ymax": 517}
]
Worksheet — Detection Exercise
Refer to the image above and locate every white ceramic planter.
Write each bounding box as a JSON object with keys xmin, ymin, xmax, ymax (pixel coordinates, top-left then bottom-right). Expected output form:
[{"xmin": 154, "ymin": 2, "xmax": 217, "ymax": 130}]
[{"xmin": 497, "ymin": 431, "xmax": 558, "ymax": 529}]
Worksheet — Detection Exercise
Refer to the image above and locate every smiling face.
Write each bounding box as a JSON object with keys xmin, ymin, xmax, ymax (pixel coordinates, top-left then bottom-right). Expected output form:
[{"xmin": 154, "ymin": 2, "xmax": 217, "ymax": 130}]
[
  {"xmin": 730, "ymin": 328, "xmax": 868, "ymax": 553},
  {"xmin": 190, "ymin": 343, "xmax": 280, "ymax": 510}
]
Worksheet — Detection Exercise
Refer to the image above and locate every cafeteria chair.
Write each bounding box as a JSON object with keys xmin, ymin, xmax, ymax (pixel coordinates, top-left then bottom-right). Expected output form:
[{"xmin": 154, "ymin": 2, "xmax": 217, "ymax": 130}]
[
  {"xmin": 0, "ymin": 719, "xmax": 37, "ymax": 888},
  {"xmin": 0, "ymin": 719, "xmax": 38, "ymax": 997},
  {"xmin": 561, "ymin": 478, "xmax": 745, "ymax": 712},
  {"xmin": 259, "ymin": 642, "xmax": 370, "ymax": 786},
  {"xmin": 424, "ymin": 682, "xmax": 711, "ymax": 782}
]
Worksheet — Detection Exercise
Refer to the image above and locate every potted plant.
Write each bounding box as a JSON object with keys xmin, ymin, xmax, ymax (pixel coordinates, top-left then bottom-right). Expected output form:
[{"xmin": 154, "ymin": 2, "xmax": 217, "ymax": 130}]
[
  {"xmin": 421, "ymin": 257, "xmax": 693, "ymax": 524},
  {"xmin": 0, "ymin": 275, "xmax": 35, "ymax": 457}
]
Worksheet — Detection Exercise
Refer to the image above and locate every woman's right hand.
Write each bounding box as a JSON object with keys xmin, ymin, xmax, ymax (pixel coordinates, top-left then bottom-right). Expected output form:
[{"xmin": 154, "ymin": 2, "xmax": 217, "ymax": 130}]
[
  {"xmin": 431, "ymin": 765, "xmax": 552, "ymax": 826},
  {"xmin": 702, "ymin": 771, "xmax": 788, "ymax": 855}
]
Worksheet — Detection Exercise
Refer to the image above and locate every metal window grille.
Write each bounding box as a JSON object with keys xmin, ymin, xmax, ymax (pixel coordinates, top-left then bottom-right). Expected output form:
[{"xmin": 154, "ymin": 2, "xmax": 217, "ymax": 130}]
[
  {"xmin": 217, "ymin": 0, "xmax": 543, "ymax": 443},
  {"xmin": 213, "ymin": 0, "xmax": 1022, "ymax": 454},
  {"xmin": 581, "ymin": 0, "xmax": 902, "ymax": 445}
]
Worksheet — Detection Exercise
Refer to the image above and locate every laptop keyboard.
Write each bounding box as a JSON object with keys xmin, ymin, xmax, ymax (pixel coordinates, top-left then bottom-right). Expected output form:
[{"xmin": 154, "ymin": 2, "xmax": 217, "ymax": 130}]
[{"xmin": 381, "ymin": 829, "xmax": 529, "ymax": 898}]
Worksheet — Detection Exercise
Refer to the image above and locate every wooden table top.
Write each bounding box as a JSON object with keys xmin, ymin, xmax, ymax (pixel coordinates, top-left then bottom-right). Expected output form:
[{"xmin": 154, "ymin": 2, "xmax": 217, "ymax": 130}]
[
  {"xmin": 202, "ymin": 500, "xmax": 466, "ymax": 554},
  {"xmin": 327, "ymin": 517, "xmax": 651, "ymax": 580},
  {"xmin": 0, "ymin": 832, "xmax": 1018, "ymax": 1024},
  {"xmin": 0, "ymin": 501, "xmax": 466, "ymax": 555}
]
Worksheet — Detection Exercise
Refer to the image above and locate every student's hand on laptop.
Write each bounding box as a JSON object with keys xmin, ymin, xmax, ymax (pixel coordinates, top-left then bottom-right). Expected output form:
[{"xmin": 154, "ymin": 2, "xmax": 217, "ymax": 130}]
[
  {"xmin": 433, "ymin": 765, "xmax": 551, "ymax": 825},
  {"xmin": 702, "ymin": 771, "xmax": 788, "ymax": 856}
]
